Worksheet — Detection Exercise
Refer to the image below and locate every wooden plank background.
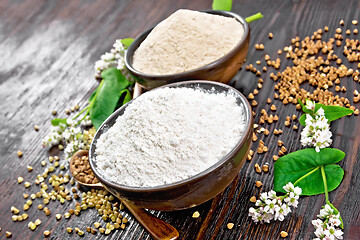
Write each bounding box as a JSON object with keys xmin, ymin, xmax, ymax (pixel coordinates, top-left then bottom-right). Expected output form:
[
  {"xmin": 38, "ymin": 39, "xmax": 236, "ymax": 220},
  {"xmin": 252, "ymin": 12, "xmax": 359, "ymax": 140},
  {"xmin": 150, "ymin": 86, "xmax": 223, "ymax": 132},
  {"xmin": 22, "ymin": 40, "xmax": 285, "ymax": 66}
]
[{"xmin": 0, "ymin": 0, "xmax": 359, "ymax": 239}]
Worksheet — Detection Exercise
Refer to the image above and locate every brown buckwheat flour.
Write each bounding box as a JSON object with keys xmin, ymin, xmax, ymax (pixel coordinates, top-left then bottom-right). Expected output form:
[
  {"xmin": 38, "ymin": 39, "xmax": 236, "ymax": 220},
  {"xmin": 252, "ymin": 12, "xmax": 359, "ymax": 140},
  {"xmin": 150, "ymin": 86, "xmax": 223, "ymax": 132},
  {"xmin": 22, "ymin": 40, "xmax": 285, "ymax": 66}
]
[{"xmin": 133, "ymin": 9, "xmax": 244, "ymax": 75}]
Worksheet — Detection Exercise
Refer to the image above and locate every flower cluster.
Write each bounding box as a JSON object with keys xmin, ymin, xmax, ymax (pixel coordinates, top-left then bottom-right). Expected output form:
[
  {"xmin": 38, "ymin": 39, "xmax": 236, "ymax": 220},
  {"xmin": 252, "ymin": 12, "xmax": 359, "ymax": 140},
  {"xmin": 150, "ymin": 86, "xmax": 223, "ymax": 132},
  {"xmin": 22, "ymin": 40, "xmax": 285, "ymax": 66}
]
[
  {"xmin": 42, "ymin": 116, "xmax": 96, "ymax": 159},
  {"xmin": 42, "ymin": 122, "xmax": 68, "ymax": 147},
  {"xmin": 300, "ymin": 100, "xmax": 332, "ymax": 152},
  {"xmin": 312, "ymin": 204, "xmax": 343, "ymax": 240},
  {"xmin": 249, "ymin": 182, "xmax": 302, "ymax": 223},
  {"xmin": 62, "ymin": 119, "xmax": 84, "ymax": 159},
  {"xmin": 94, "ymin": 39, "xmax": 134, "ymax": 81}
]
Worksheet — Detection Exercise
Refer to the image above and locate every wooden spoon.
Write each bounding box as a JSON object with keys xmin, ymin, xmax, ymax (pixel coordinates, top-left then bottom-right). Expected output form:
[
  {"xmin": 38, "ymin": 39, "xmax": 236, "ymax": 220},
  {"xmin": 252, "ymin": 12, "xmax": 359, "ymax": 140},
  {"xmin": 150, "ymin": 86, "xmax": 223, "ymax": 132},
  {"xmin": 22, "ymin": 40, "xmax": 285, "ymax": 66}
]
[{"xmin": 69, "ymin": 150, "xmax": 179, "ymax": 240}]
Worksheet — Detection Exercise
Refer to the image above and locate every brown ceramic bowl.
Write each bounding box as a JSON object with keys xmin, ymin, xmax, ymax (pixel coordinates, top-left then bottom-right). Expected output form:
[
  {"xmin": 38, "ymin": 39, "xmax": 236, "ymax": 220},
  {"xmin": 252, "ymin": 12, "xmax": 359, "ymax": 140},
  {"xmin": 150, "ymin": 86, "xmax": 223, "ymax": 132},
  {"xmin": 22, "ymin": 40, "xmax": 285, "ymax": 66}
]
[
  {"xmin": 89, "ymin": 80, "xmax": 253, "ymax": 211},
  {"xmin": 125, "ymin": 10, "xmax": 250, "ymax": 90}
]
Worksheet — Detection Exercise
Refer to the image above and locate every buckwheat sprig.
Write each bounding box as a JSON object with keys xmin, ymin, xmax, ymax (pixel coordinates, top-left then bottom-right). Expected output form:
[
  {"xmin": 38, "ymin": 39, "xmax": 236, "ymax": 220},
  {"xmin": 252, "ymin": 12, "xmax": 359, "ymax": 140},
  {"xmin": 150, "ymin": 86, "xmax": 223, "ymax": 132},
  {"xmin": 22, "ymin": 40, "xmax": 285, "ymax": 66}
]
[
  {"xmin": 300, "ymin": 100, "xmax": 332, "ymax": 152},
  {"xmin": 312, "ymin": 204, "xmax": 343, "ymax": 240},
  {"xmin": 94, "ymin": 39, "xmax": 134, "ymax": 82},
  {"xmin": 249, "ymin": 182, "xmax": 302, "ymax": 223},
  {"xmin": 42, "ymin": 117, "xmax": 95, "ymax": 159}
]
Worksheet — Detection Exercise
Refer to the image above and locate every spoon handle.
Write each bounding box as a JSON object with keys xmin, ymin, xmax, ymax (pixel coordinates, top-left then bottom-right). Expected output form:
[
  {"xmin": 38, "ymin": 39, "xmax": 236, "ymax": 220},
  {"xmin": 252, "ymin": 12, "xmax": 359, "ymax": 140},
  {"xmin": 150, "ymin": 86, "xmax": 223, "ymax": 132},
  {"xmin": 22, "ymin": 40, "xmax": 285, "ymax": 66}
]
[
  {"xmin": 133, "ymin": 82, "xmax": 143, "ymax": 98},
  {"xmin": 121, "ymin": 200, "xmax": 179, "ymax": 240}
]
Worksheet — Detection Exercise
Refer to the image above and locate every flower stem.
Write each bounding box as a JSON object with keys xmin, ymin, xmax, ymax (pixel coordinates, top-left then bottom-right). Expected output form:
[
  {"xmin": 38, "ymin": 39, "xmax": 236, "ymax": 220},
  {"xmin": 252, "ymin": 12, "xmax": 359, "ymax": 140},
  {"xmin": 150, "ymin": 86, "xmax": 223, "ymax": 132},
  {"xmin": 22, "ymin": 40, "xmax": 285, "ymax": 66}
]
[
  {"xmin": 321, "ymin": 166, "xmax": 330, "ymax": 204},
  {"xmin": 245, "ymin": 12, "xmax": 263, "ymax": 23},
  {"xmin": 293, "ymin": 166, "xmax": 320, "ymax": 186},
  {"xmin": 74, "ymin": 80, "xmax": 104, "ymax": 126},
  {"xmin": 72, "ymin": 105, "xmax": 89, "ymax": 120},
  {"xmin": 75, "ymin": 108, "xmax": 90, "ymax": 126}
]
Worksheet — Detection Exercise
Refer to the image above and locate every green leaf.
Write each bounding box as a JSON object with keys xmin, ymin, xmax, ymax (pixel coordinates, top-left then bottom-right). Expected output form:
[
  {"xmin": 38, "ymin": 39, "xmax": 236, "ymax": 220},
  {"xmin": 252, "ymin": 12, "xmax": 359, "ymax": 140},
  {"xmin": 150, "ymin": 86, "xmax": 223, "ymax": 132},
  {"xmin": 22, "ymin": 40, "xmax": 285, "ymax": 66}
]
[
  {"xmin": 274, "ymin": 148, "xmax": 345, "ymax": 195},
  {"xmin": 51, "ymin": 118, "xmax": 68, "ymax": 126},
  {"xmin": 299, "ymin": 114, "xmax": 306, "ymax": 126},
  {"xmin": 327, "ymin": 203, "xmax": 344, "ymax": 229},
  {"xmin": 120, "ymin": 89, "xmax": 132, "ymax": 105},
  {"xmin": 298, "ymin": 98, "xmax": 305, "ymax": 108},
  {"xmin": 89, "ymin": 68, "xmax": 130, "ymax": 129},
  {"xmin": 299, "ymin": 102, "xmax": 353, "ymax": 126},
  {"xmin": 298, "ymin": 99, "xmax": 313, "ymax": 114},
  {"xmin": 121, "ymin": 38, "xmax": 134, "ymax": 49},
  {"xmin": 212, "ymin": 0, "xmax": 232, "ymax": 11},
  {"xmin": 115, "ymin": 89, "xmax": 133, "ymax": 110},
  {"xmin": 315, "ymin": 104, "xmax": 353, "ymax": 122},
  {"xmin": 298, "ymin": 99, "xmax": 311, "ymax": 125}
]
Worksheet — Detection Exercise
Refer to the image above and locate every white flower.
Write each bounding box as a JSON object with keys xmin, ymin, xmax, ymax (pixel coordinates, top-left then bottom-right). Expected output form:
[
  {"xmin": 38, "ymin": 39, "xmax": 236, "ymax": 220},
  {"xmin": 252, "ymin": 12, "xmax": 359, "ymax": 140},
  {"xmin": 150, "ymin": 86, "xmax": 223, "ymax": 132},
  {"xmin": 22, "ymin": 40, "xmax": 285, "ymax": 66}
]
[
  {"xmin": 264, "ymin": 199, "xmax": 277, "ymax": 214},
  {"xmin": 300, "ymin": 107, "xmax": 332, "ymax": 152},
  {"xmin": 62, "ymin": 131, "xmax": 71, "ymax": 140},
  {"xmin": 283, "ymin": 182, "xmax": 295, "ymax": 193},
  {"xmin": 66, "ymin": 119, "xmax": 75, "ymax": 125},
  {"xmin": 284, "ymin": 192, "xmax": 299, "ymax": 207},
  {"xmin": 281, "ymin": 203, "xmax": 291, "ymax": 215},
  {"xmin": 268, "ymin": 190, "xmax": 277, "ymax": 199},
  {"xmin": 274, "ymin": 204, "xmax": 287, "ymax": 221},
  {"xmin": 260, "ymin": 192, "xmax": 268, "ymax": 201},
  {"xmin": 59, "ymin": 122, "xmax": 67, "ymax": 130},
  {"xmin": 249, "ymin": 182, "xmax": 301, "ymax": 224},
  {"xmin": 294, "ymin": 186, "xmax": 302, "ymax": 196},
  {"xmin": 312, "ymin": 219, "xmax": 323, "ymax": 228},
  {"xmin": 81, "ymin": 115, "xmax": 92, "ymax": 127},
  {"xmin": 314, "ymin": 227, "xmax": 326, "ymax": 239},
  {"xmin": 273, "ymin": 203, "xmax": 291, "ymax": 222},
  {"xmin": 328, "ymin": 216, "xmax": 341, "ymax": 227},
  {"xmin": 249, "ymin": 207, "xmax": 256, "ymax": 215},
  {"xmin": 305, "ymin": 99, "xmax": 316, "ymax": 111},
  {"xmin": 117, "ymin": 58, "xmax": 126, "ymax": 70},
  {"xmin": 324, "ymin": 226, "xmax": 343, "ymax": 240},
  {"xmin": 249, "ymin": 207, "xmax": 261, "ymax": 223},
  {"xmin": 94, "ymin": 59, "xmax": 108, "ymax": 71},
  {"xmin": 318, "ymin": 204, "xmax": 334, "ymax": 219},
  {"xmin": 113, "ymin": 39, "xmax": 125, "ymax": 53},
  {"xmin": 255, "ymin": 199, "xmax": 262, "ymax": 207},
  {"xmin": 101, "ymin": 52, "xmax": 115, "ymax": 61},
  {"xmin": 317, "ymin": 107, "xmax": 325, "ymax": 116},
  {"xmin": 333, "ymin": 229, "xmax": 344, "ymax": 239},
  {"xmin": 262, "ymin": 213, "xmax": 273, "ymax": 223},
  {"xmin": 42, "ymin": 125, "xmax": 64, "ymax": 147}
]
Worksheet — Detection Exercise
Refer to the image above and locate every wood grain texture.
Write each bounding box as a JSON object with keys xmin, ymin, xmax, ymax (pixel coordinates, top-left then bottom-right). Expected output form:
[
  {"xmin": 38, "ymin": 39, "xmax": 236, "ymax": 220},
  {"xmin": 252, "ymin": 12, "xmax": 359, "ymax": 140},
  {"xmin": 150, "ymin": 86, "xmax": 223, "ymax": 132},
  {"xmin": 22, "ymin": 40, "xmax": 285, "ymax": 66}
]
[{"xmin": 0, "ymin": 0, "xmax": 359, "ymax": 239}]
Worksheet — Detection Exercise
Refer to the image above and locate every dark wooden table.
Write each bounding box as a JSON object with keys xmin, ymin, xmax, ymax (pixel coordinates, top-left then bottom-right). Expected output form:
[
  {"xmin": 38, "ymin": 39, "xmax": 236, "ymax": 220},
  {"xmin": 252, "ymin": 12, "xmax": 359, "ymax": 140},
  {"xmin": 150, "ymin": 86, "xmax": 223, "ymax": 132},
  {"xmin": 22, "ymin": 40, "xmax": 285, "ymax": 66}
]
[{"xmin": 1, "ymin": 0, "xmax": 359, "ymax": 239}]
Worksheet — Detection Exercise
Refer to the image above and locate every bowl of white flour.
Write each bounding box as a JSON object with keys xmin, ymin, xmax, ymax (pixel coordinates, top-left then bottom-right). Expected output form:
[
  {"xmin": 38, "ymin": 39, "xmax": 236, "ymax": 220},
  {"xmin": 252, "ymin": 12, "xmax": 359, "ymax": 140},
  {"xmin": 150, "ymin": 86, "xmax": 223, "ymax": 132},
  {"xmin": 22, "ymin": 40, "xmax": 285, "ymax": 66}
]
[
  {"xmin": 125, "ymin": 9, "xmax": 250, "ymax": 90},
  {"xmin": 89, "ymin": 80, "xmax": 253, "ymax": 211}
]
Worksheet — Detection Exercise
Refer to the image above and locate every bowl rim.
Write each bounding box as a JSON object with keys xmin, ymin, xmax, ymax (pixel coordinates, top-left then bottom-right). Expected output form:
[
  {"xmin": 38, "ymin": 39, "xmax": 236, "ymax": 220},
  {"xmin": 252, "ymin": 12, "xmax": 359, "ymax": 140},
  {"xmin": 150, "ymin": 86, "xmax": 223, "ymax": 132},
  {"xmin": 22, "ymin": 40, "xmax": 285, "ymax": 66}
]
[
  {"xmin": 124, "ymin": 10, "xmax": 250, "ymax": 79},
  {"xmin": 89, "ymin": 80, "xmax": 253, "ymax": 192}
]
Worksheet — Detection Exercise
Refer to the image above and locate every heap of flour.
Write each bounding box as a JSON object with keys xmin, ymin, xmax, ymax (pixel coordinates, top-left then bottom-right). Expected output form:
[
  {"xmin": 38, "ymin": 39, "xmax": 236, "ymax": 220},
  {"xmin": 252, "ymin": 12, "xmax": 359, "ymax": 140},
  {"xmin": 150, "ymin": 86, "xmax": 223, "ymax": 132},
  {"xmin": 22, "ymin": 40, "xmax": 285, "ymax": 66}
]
[
  {"xmin": 132, "ymin": 9, "xmax": 244, "ymax": 75},
  {"xmin": 95, "ymin": 87, "xmax": 246, "ymax": 187}
]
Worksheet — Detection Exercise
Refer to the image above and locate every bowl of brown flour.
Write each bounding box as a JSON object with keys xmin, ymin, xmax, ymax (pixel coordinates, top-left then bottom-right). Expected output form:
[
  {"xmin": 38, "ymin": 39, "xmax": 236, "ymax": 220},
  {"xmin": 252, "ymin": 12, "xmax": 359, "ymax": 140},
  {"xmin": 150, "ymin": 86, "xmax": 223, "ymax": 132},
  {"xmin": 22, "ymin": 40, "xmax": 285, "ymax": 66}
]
[
  {"xmin": 125, "ymin": 9, "xmax": 250, "ymax": 90},
  {"xmin": 89, "ymin": 80, "xmax": 253, "ymax": 211}
]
